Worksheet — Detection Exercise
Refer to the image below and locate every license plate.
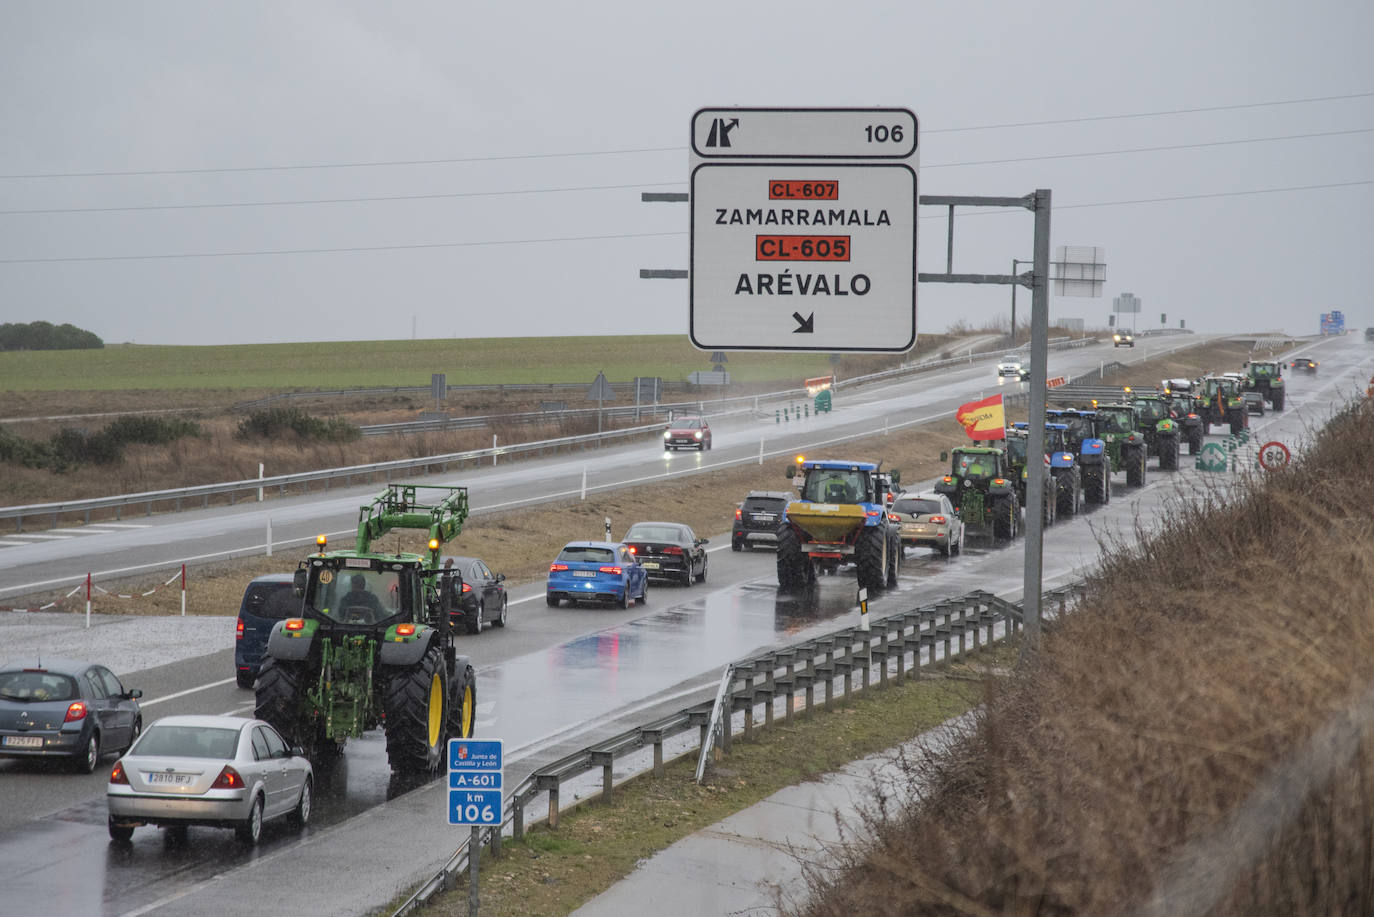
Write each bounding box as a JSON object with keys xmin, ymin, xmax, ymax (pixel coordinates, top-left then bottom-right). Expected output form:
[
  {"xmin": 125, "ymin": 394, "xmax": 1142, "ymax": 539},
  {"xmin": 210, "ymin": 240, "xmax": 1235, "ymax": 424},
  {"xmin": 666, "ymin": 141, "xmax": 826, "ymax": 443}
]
[
  {"xmin": 3, "ymin": 735, "xmax": 42, "ymax": 748},
  {"xmin": 147, "ymin": 772, "xmax": 194, "ymax": 785},
  {"xmin": 573, "ymin": 570, "xmax": 596, "ymax": 578},
  {"xmin": 751, "ymin": 514, "xmax": 776, "ymax": 523},
  {"xmin": 641, "ymin": 562, "xmax": 660, "ymax": 570}
]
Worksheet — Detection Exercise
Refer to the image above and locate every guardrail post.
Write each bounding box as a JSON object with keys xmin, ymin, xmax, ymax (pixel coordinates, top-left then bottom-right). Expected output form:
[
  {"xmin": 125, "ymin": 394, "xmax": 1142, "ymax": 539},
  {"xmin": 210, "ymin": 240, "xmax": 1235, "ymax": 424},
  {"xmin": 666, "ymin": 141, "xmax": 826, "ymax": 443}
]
[
  {"xmin": 490, "ymin": 825, "xmax": 502, "ymax": 859},
  {"xmin": 513, "ymin": 798, "xmax": 525, "ymax": 841},
  {"xmin": 740, "ymin": 666, "xmax": 754, "ymax": 739}
]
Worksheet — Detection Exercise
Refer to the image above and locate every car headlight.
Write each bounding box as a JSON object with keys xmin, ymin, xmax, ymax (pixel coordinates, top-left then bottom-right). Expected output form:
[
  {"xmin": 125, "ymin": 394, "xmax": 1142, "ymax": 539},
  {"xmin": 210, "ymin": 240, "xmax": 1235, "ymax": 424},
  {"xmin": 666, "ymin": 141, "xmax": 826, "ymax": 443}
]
[
  {"xmin": 663, "ymin": 431, "xmax": 671, "ymax": 439},
  {"xmin": 694, "ymin": 431, "xmax": 702, "ymax": 439}
]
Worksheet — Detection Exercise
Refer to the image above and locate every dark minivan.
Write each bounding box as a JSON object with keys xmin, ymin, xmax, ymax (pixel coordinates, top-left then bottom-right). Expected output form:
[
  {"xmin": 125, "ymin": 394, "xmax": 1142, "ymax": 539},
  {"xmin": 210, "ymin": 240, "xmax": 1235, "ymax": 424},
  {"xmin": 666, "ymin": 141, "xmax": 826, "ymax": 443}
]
[
  {"xmin": 732, "ymin": 491, "xmax": 792, "ymax": 551},
  {"xmin": 234, "ymin": 574, "xmax": 298, "ymax": 688}
]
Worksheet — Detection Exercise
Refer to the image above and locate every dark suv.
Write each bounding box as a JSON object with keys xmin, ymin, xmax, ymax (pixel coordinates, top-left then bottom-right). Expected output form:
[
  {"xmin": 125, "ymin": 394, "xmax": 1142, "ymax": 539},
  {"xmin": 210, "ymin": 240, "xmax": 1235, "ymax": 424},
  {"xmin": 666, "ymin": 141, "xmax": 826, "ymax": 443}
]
[
  {"xmin": 732, "ymin": 491, "xmax": 791, "ymax": 551},
  {"xmin": 234, "ymin": 573, "xmax": 297, "ymax": 688}
]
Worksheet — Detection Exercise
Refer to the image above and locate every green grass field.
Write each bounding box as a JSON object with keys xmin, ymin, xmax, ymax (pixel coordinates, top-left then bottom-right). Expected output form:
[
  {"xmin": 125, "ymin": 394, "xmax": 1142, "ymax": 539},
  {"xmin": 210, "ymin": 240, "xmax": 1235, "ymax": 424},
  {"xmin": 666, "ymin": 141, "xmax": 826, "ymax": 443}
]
[{"xmin": 0, "ymin": 335, "xmax": 936, "ymax": 392}]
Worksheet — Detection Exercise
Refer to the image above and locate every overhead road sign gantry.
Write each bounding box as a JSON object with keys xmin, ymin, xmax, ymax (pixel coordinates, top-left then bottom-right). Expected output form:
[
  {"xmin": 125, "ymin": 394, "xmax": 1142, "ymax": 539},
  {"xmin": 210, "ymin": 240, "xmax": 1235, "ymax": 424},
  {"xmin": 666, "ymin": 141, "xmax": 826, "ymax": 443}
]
[{"xmin": 689, "ymin": 107, "xmax": 917, "ymax": 353}]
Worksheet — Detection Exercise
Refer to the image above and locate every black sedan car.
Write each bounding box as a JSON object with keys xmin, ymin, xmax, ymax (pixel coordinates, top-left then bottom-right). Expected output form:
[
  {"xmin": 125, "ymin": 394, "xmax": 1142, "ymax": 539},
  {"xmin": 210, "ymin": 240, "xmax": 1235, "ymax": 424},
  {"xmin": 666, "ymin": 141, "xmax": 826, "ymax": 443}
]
[
  {"xmin": 624, "ymin": 522, "xmax": 708, "ymax": 587},
  {"xmin": 0, "ymin": 658, "xmax": 143, "ymax": 773},
  {"xmin": 441, "ymin": 556, "xmax": 508, "ymax": 634},
  {"xmin": 1290, "ymin": 356, "xmax": 1319, "ymax": 374}
]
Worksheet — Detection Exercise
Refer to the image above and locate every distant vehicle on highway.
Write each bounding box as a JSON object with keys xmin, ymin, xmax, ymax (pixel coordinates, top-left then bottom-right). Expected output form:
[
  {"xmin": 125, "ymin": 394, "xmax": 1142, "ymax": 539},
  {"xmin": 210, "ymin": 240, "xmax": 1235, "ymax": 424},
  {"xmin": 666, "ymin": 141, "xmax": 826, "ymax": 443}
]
[
  {"xmin": 234, "ymin": 574, "xmax": 297, "ymax": 689},
  {"xmin": 996, "ymin": 355, "xmax": 1028, "ymax": 380},
  {"xmin": 0, "ymin": 658, "xmax": 143, "ymax": 773},
  {"xmin": 546, "ymin": 541, "xmax": 648, "ymax": 608},
  {"xmin": 624, "ymin": 522, "xmax": 708, "ymax": 586},
  {"xmin": 732, "ymin": 491, "xmax": 791, "ymax": 551},
  {"xmin": 107, "ymin": 714, "xmax": 311, "ymax": 845},
  {"xmin": 440, "ymin": 556, "xmax": 508, "ymax": 634},
  {"xmin": 1290, "ymin": 356, "xmax": 1319, "ymax": 374},
  {"xmin": 664, "ymin": 415, "xmax": 712, "ymax": 451},
  {"xmin": 1113, "ymin": 332, "xmax": 1135, "ymax": 348}
]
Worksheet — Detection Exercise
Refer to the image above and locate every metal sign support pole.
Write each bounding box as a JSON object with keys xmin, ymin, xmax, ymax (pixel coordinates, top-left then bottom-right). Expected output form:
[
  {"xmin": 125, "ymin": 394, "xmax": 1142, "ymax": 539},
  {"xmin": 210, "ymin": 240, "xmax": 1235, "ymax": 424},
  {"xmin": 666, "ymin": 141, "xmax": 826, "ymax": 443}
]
[
  {"xmin": 468, "ymin": 826, "xmax": 480, "ymax": 916},
  {"xmin": 1022, "ymin": 189, "xmax": 1052, "ymax": 649}
]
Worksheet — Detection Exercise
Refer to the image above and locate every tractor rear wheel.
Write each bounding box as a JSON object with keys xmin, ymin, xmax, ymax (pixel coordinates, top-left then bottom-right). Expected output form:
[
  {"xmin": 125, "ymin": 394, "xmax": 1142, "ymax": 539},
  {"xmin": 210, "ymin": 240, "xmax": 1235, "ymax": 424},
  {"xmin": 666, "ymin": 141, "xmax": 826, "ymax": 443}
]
[
  {"xmin": 447, "ymin": 663, "xmax": 476, "ymax": 741},
  {"xmin": 1188, "ymin": 429, "xmax": 1204, "ymax": 455},
  {"xmin": 383, "ymin": 643, "xmax": 447, "ymax": 777},
  {"xmin": 255, "ymin": 657, "xmax": 309, "ymax": 750},
  {"xmin": 775, "ymin": 526, "xmax": 809, "ymax": 592},
  {"xmin": 1159, "ymin": 436, "xmax": 1179, "ymax": 471},
  {"xmin": 855, "ymin": 527, "xmax": 886, "ymax": 591},
  {"xmin": 1126, "ymin": 448, "xmax": 1146, "ymax": 488},
  {"xmin": 992, "ymin": 496, "xmax": 1017, "ymax": 542},
  {"xmin": 1055, "ymin": 471, "xmax": 1080, "ymax": 517},
  {"xmin": 1082, "ymin": 465, "xmax": 1105, "ymax": 505}
]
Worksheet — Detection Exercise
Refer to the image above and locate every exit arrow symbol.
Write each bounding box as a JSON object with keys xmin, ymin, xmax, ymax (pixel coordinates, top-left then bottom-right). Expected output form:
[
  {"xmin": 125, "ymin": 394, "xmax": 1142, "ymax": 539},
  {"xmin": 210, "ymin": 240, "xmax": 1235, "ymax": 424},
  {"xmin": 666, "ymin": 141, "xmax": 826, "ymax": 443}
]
[{"xmin": 792, "ymin": 312, "xmax": 814, "ymax": 334}]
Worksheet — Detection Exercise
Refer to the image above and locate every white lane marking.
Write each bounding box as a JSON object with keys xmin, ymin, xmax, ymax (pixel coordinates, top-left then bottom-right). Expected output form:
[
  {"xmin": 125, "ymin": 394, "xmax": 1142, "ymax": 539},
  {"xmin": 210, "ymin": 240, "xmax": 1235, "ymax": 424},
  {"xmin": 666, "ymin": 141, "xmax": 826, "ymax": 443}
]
[
  {"xmin": 1, "ymin": 532, "xmax": 75, "ymax": 540},
  {"xmin": 79, "ymin": 523, "xmax": 149, "ymax": 530},
  {"xmin": 219, "ymin": 704, "xmax": 255, "ymax": 716},
  {"xmin": 141, "ymin": 678, "xmax": 237, "ymax": 707}
]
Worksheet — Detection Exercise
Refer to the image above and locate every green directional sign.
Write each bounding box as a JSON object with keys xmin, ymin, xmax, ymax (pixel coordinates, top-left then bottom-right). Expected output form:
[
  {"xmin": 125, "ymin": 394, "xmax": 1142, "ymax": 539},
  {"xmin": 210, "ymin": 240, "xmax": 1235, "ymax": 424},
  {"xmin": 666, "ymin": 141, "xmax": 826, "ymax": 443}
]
[{"xmin": 1195, "ymin": 442, "xmax": 1228, "ymax": 472}]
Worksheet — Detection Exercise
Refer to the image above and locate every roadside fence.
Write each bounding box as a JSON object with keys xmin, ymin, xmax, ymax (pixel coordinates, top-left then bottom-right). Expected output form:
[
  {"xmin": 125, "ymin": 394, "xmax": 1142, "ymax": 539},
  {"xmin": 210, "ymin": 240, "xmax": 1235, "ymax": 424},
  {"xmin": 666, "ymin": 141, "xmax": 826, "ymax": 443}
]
[
  {"xmin": 0, "ymin": 565, "xmax": 190, "ymax": 624},
  {"xmin": 392, "ymin": 581, "xmax": 1087, "ymax": 916}
]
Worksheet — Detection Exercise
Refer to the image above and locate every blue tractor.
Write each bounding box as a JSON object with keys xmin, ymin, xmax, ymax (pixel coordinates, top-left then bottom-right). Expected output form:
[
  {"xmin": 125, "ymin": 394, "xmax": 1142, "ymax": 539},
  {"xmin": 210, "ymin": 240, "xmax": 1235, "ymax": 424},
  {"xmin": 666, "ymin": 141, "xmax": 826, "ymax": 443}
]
[
  {"xmin": 1046, "ymin": 410, "xmax": 1110, "ymax": 506},
  {"xmin": 1009, "ymin": 421, "xmax": 1083, "ymax": 519}
]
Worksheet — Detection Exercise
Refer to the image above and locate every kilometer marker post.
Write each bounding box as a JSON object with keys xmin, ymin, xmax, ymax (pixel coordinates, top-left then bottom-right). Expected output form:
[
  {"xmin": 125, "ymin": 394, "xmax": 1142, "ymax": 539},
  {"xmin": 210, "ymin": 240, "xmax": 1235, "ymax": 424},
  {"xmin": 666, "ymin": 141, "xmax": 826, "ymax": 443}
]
[{"xmin": 857, "ymin": 587, "xmax": 869, "ymax": 632}]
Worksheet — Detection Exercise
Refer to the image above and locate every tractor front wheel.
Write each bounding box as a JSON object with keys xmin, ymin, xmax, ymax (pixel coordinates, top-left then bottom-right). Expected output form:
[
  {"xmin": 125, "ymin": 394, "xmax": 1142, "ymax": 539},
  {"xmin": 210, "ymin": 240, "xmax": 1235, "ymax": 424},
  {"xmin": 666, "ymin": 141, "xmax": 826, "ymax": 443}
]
[
  {"xmin": 1126, "ymin": 447, "xmax": 1147, "ymax": 488},
  {"xmin": 1272, "ymin": 390, "xmax": 1285, "ymax": 411}
]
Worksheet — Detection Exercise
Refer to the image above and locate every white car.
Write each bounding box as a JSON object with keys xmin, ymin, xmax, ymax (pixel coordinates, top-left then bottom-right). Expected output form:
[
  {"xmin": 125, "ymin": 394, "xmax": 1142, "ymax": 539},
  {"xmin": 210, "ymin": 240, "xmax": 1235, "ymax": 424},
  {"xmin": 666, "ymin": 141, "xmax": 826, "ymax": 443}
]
[
  {"xmin": 1113, "ymin": 332, "xmax": 1135, "ymax": 347},
  {"xmin": 107, "ymin": 714, "xmax": 312, "ymax": 845},
  {"xmin": 996, "ymin": 355, "xmax": 1028, "ymax": 380}
]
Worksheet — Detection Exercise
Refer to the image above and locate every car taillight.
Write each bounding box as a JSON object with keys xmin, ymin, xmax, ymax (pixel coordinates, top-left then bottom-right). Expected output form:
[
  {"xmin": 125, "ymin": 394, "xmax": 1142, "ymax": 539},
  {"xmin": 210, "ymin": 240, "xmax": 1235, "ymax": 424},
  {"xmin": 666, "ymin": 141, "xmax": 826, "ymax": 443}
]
[
  {"xmin": 236, "ymin": 618, "xmax": 244, "ymax": 640},
  {"xmin": 109, "ymin": 761, "xmax": 130, "ymax": 785},
  {"xmin": 284, "ymin": 618, "xmax": 306, "ymax": 632},
  {"xmin": 64, "ymin": 701, "xmax": 87, "ymax": 722},
  {"xmin": 930, "ymin": 515, "xmax": 947, "ymax": 524},
  {"xmin": 889, "ymin": 514, "xmax": 900, "ymax": 522},
  {"xmin": 662, "ymin": 546, "xmax": 683, "ymax": 555},
  {"xmin": 211, "ymin": 766, "xmax": 244, "ymax": 790},
  {"xmin": 627, "ymin": 546, "xmax": 637, "ymax": 554},
  {"xmin": 734, "ymin": 508, "xmax": 742, "ymax": 520},
  {"xmin": 550, "ymin": 563, "xmax": 569, "ymax": 571},
  {"xmin": 598, "ymin": 566, "xmax": 623, "ymax": 575},
  {"xmin": 461, "ymin": 582, "xmax": 471, "ymax": 592}
]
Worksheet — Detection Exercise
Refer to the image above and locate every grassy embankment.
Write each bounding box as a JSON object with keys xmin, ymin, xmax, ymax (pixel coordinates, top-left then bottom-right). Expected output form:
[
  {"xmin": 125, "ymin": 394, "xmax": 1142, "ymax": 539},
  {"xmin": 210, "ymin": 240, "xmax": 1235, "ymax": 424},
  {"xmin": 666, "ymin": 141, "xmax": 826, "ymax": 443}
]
[
  {"xmin": 789, "ymin": 406, "xmax": 1374, "ymax": 913},
  {"xmin": 7, "ymin": 337, "xmax": 1253, "ymax": 619}
]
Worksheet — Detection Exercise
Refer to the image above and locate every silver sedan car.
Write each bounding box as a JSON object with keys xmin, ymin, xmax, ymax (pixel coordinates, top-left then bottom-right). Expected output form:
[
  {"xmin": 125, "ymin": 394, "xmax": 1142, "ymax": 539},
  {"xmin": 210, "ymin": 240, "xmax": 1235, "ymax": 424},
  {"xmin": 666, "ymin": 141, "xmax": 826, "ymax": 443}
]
[{"xmin": 107, "ymin": 714, "xmax": 312, "ymax": 845}]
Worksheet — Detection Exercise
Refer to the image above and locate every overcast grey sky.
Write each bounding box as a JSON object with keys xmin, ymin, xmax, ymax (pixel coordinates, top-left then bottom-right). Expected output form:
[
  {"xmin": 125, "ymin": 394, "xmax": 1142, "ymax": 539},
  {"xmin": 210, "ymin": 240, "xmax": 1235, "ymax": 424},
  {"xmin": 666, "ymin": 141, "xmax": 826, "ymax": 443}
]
[{"xmin": 1, "ymin": 1, "xmax": 1370, "ymax": 346}]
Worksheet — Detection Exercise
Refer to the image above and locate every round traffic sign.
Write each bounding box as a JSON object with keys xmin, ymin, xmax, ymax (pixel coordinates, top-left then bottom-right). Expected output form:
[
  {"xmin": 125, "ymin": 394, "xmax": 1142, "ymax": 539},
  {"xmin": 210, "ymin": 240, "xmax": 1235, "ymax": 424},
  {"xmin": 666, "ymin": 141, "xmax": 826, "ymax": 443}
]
[{"xmin": 1258, "ymin": 440, "xmax": 1291, "ymax": 470}]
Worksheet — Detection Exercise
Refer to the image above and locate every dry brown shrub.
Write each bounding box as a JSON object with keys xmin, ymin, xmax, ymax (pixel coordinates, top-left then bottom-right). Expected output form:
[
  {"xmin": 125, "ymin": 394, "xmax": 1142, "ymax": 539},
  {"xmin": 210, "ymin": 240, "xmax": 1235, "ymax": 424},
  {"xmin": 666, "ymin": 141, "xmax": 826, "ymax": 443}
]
[{"xmin": 791, "ymin": 399, "xmax": 1374, "ymax": 916}]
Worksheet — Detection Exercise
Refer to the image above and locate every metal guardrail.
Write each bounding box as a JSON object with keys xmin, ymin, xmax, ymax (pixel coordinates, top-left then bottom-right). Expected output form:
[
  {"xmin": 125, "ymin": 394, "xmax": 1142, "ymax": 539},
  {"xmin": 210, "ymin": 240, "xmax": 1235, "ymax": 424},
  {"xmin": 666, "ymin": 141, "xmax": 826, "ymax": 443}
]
[
  {"xmin": 392, "ymin": 582, "xmax": 1087, "ymax": 916},
  {"xmin": 0, "ymin": 420, "xmax": 669, "ymax": 532}
]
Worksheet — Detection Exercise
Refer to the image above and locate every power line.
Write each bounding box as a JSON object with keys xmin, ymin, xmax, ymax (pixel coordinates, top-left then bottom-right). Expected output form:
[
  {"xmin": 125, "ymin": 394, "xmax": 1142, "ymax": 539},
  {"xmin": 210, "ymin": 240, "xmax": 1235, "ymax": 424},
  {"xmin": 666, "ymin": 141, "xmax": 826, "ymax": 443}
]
[
  {"xmin": 925, "ymin": 90, "xmax": 1374, "ymax": 133},
  {"xmin": 5, "ymin": 127, "xmax": 1369, "ymax": 217},
  {"xmin": 925, "ymin": 127, "xmax": 1374, "ymax": 169},
  {"xmin": 2, "ymin": 91, "xmax": 1370, "ymax": 181},
  {"xmin": 0, "ymin": 181, "xmax": 684, "ymax": 216},
  {"xmin": 2, "ymin": 178, "xmax": 1369, "ymax": 265}
]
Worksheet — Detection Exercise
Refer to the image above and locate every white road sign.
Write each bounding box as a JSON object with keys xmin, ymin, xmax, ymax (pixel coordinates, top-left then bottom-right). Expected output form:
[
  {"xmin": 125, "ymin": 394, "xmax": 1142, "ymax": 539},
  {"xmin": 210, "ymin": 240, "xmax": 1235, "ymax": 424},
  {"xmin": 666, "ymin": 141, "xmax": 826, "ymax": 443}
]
[{"xmin": 689, "ymin": 107, "xmax": 918, "ymax": 353}]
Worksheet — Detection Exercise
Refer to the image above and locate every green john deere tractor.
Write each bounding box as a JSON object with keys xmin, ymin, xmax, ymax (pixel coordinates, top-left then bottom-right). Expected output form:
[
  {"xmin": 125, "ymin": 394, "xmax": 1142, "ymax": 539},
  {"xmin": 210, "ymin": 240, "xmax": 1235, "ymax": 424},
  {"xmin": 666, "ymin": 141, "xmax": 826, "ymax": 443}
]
[
  {"xmin": 934, "ymin": 446, "xmax": 1020, "ymax": 542},
  {"xmin": 1128, "ymin": 391, "xmax": 1182, "ymax": 471},
  {"xmin": 1197, "ymin": 374, "xmax": 1249, "ymax": 435},
  {"xmin": 1242, "ymin": 360, "xmax": 1286, "ymax": 411},
  {"xmin": 255, "ymin": 484, "xmax": 477, "ymax": 777},
  {"xmin": 1092, "ymin": 403, "xmax": 1150, "ymax": 488}
]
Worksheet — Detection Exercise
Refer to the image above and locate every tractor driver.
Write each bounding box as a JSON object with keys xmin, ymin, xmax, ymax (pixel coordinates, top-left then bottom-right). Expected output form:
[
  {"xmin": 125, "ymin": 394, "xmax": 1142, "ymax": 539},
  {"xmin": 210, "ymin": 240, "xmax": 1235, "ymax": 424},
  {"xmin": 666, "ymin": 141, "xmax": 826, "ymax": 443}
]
[{"xmin": 339, "ymin": 573, "xmax": 385, "ymax": 621}]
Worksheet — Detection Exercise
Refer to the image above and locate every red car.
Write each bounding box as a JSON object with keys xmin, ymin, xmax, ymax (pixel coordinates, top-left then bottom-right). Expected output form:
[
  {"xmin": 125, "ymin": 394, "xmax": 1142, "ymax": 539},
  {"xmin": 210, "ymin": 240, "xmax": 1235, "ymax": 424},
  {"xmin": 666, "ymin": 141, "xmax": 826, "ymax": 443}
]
[{"xmin": 663, "ymin": 415, "xmax": 712, "ymax": 451}]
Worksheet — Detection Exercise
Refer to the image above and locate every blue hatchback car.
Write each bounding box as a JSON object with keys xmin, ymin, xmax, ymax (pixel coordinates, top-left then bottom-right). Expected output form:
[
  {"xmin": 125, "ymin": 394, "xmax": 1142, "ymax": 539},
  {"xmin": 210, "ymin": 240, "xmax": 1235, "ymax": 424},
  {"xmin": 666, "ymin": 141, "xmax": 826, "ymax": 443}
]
[
  {"xmin": 546, "ymin": 541, "xmax": 648, "ymax": 609},
  {"xmin": 234, "ymin": 574, "xmax": 298, "ymax": 688}
]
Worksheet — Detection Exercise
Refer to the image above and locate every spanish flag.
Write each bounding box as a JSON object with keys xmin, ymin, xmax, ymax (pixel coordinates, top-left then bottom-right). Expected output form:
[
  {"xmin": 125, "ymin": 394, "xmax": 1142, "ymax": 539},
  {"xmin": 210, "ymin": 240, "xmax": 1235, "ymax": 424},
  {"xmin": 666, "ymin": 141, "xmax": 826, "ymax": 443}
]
[{"xmin": 956, "ymin": 393, "xmax": 1005, "ymax": 441}]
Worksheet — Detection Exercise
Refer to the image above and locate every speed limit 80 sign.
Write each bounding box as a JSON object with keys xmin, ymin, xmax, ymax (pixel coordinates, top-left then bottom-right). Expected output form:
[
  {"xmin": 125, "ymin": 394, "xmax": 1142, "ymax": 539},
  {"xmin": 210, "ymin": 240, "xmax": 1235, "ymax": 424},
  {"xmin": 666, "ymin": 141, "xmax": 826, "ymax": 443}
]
[{"xmin": 1258, "ymin": 441, "xmax": 1291, "ymax": 470}]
